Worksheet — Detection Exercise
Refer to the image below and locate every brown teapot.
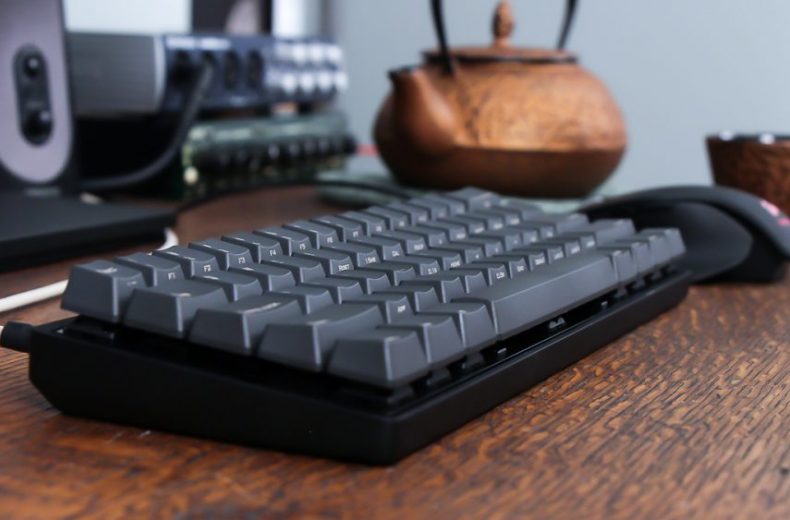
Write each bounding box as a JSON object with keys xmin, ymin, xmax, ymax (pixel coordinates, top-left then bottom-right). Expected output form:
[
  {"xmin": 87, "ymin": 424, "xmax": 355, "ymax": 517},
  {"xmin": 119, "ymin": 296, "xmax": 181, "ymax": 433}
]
[{"xmin": 373, "ymin": 0, "xmax": 627, "ymax": 198}]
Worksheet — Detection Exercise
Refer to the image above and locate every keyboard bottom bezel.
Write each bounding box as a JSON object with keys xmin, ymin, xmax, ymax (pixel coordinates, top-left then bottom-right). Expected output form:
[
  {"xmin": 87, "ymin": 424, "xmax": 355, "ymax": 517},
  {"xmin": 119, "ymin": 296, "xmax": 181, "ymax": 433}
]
[{"xmin": 27, "ymin": 269, "xmax": 691, "ymax": 465}]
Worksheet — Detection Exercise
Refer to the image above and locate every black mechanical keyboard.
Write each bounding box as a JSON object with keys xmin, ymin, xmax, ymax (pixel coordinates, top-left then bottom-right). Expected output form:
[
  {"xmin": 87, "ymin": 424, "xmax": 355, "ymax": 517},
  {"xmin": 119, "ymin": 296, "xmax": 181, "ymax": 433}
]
[{"xmin": 19, "ymin": 187, "xmax": 691, "ymax": 464}]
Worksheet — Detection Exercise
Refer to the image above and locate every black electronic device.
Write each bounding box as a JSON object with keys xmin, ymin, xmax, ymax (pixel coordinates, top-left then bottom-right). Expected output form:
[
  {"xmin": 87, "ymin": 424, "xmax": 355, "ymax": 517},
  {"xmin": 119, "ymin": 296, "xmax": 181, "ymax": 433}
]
[
  {"xmin": 0, "ymin": 193, "xmax": 176, "ymax": 272},
  {"xmin": 0, "ymin": 0, "xmax": 73, "ymax": 191},
  {"xmin": 76, "ymin": 111, "xmax": 356, "ymax": 201},
  {"xmin": 583, "ymin": 185, "xmax": 790, "ymax": 282},
  {"xmin": 0, "ymin": 187, "xmax": 690, "ymax": 464},
  {"xmin": 67, "ymin": 32, "xmax": 347, "ymax": 118}
]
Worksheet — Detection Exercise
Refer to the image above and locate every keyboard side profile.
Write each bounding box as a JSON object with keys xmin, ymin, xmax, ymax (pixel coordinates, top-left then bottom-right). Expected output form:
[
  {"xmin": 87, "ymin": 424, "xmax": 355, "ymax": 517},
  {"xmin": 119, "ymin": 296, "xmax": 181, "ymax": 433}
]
[{"xmin": 23, "ymin": 187, "xmax": 691, "ymax": 464}]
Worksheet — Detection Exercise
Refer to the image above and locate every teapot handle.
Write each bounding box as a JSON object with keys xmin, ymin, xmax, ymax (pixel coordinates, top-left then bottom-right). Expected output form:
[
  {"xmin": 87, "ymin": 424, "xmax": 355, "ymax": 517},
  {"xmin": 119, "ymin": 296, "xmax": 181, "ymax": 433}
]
[
  {"xmin": 557, "ymin": 0, "xmax": 578, "ymax": 49},
  {"xmin": 429, "ymin": 0, "xmax": 580, "ymax": 75}
]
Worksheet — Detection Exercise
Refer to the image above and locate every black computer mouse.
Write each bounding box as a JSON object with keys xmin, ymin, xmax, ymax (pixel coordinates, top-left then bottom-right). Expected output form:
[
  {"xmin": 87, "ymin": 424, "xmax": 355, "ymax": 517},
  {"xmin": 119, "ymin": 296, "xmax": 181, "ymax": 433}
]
[{"xmin": 582, "ymin": 185, "xmax": 790, "ymax": 283}]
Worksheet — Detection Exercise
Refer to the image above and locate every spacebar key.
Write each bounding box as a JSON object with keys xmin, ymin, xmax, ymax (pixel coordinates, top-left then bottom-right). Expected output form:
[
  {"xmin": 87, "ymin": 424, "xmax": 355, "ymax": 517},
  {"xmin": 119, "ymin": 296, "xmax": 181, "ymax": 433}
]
[{"xmin": 457, "ymin": 252, "xmax": 619, "ymax": 339}]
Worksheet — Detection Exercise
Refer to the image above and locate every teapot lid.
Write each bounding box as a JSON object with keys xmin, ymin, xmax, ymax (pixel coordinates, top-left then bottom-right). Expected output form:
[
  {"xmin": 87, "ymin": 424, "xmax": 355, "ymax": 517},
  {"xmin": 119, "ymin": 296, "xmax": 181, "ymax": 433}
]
[{"xmin": 424, "ymin": 0, "xmax": 577, "ymax": 66}]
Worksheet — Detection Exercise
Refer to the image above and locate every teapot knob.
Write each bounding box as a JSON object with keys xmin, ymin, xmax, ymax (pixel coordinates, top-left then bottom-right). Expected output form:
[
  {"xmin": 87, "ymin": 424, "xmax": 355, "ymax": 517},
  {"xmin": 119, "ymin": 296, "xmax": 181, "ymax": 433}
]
[{"xmin": 492, "ymin": 0, "xmax": 514, "ymax": 48}]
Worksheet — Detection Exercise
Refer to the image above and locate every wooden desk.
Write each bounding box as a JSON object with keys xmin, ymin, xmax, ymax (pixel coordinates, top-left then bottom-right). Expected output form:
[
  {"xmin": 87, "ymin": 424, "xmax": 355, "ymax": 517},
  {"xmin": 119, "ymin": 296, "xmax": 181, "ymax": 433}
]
[{"xmin": 1, "ymin": 187, "xmax": 788, "ymax": 519}]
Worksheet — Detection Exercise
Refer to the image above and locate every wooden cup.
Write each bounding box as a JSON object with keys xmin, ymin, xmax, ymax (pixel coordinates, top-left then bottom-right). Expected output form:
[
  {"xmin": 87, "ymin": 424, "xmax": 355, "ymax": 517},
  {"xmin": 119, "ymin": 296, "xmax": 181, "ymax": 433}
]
[{"xmin": 707, "ymin": 133, "xmax": 790, "ymax": 214}]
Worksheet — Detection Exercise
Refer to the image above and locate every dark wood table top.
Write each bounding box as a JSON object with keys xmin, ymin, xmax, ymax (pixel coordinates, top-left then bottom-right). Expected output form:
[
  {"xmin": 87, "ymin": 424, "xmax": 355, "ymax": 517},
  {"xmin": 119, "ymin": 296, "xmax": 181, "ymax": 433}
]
[{"xmin": 1, "ymin": 187, "xmax": 789, "ymax": 519}]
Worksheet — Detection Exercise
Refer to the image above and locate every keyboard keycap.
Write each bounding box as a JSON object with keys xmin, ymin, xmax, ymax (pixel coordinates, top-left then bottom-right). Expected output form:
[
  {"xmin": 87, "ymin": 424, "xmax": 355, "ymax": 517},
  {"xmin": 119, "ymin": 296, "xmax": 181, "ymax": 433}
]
[
  {"xmin": 498, "ymin": 199, "xmax": 543, "ymax": 220},
  {"xmin": 458, "ymin": 252, "xmax": 620, "ymax": 338},
  {"xmin": 401, "ymin": 273, "xmax": 465, "ymax": 303},
  {"xmin": 412, "ymin": 249, "xmax": 463, "ymax": 270},
  {"xmin": 467, "ymin": 210, "xmax": 505, "ymax": 230},
  {"xmin": 378, "ymin": 285, "xmax": 440, "ymax": 311},
  {"xmin": 153, "ymin": 246, "xmax": 220, "ymax": 277},
  {"xmin": 258, "ymin": 303, "xmax": 384, "ymax": 371},
  {"xmin": 539, "ymin": 237, "xmax": 583, "ymax": 257},
  {"xmin": 440, "ymin": 215, "xmax": 486, "ymax": 235},
  {"xmin": 401, "ymin": 225, "xmax": 448, "ymax": 247},
  {"xmin": 445, "ymin": 268, "xmax": 487, "ymax": 293},
  {"xmin": 341, "ymin": 211, "xmax": 386, "ymax": 234},
  {"xmin": 261, "ymin": 255, "xmax": 325, "ymax": 283},
  {"xmin": 348, "ymin": 293, "xmax": 413, "ymax": 323},
  {"xmin": 324, "ymin": 242, "xmax": 379, "ymax": 267},
  {"xmin": 446, "ymin": 187, "xmax": 499, "ymax": 211},
  {"xmin": 386, "ymin": 202, "xmax": 429, "ymax": 225},
  {"xmin": 333, "ymin": 270, "xmax": 391, "ymax": 294},
  {"xmin": 255, "ymin": 226, "xmax": 311, "ymax": 255},
  {"xmin": 328, "ymin": 330, "xmax": 428, "ymax": 388},
  {"xmin": 62, "ymin": 260, "xmax": 146, "ymax": 322},
  {"xmin": 190, "ymin": 295, "xmax": 303, "ymax": 354},
  {"xmin": 222, "ymin": 232, "xmax": 283, "ymax": 261},
  {"xmin": 419, "ymin": 220, "xmax": 467, "ymax": 241},
  {"xmin": 311, "ymin": 215, "xmax": 364, "ymax": 241},
  {"xmin": 229, "ymin": 264, "xmax": 295, "ymax": 291},
  {"xmin": 284, "ymin": 220, "xmax": 339, "ymax": 248},
  {"xmin": 359, "ymin": 262, "xmax": 416, "ymax": 285},
  {"xmin": 379, "ymin": 315, "xmax": 465, "ymax": 368},
  {"xmin": 195, "ymin": 271, "xmax": 262, "ymax": 301},
  {"xmin": 392, "ymin": 255, "xmax": 441, "ymax": 276},
  {"xmin": 571, "ymin": 219, "xmax": 635, "ymax": 245},
  {"xmin": 295, "ymin": 249, "xmax": 354, "ymax": 275},
  {"xmin": 522, "ymin": 213, "xmax": 589, "ymax": 235},
  {"xmin": 363, "ymin": 206, "xmax": 409, "ymax": 229},
  {"xmin": 510, "ymin": 226, "xmax": 540, "ymax": 245},
  {"xmin": 512, "ymin": 222, "xmax": 554, "ymax": 240},
  {"xmin": 635, "ymin": 229, "xmax": 685, "ymax": 265},
  {"xmin": 420, "ymin": 302, "xmax": 497, "ymax": 353},
  {"xmin": 646, "ymin": 228, "xmax": 685, "ymax": 259},
  {"xmin": 515, "ymin": 245, "xmax": 560, "ymax": 265},
  {"xmin": 628, "ymin": 232, "xmax": 672, "ymax": 267},
  {"xmin": 464, "ymin": 261, "xmax": 509, "ymax": 285},
  {"xmin": 478, "ymin": 228, "xmax": 523, "ymax": 251},
  {"xmin": 405, "ymin": 197, "xmax": 448, "ymax": 220},
  {"xmin": 303, "ymin": 276, "xmax": 365, "ymax": 303},
  {"xmin": 124, "ymin": 279, "xmax": 229, "ymax": 338},
  {"xmin": 487, "ymin": 254, "xmax": 529, "ymax": 277},
  {"xmin": 483, "ymin": 206, "xmax": 521, "ymax": 226},
  {"xmin": 271, "ymin": 285, "xmax": 334, "ymax": 313},
  {"xmin": 597, "ymin": 246, "xmax": 638, "ymax": 286},
  {"xmin": 374, "ymin": 230, "xmax": 427, "ymax": 254},
  {"xmin": 610, "ymin": 239, "xmax": 654, "ymax": 276},
  {"xmin": 454, "ymin": 236, "xmax": 504, "ymax": 257},
  {"xmin": 433, "ymin": 243, "xmax": 484, "ymax": 263},
  {"xmin": 419, "ymin": 194, "xmax": 465, "ymax": 216},
  {"xmin": 350, "ymin": 236, "xmax": 404, "ymax": 261},
  {"xmin": 115, "ymin": 253, "xmax": 183, "ymax": 286},
  {"xmin": 189, "ymin": 239, "xmax": 254, "ymax": 269}
]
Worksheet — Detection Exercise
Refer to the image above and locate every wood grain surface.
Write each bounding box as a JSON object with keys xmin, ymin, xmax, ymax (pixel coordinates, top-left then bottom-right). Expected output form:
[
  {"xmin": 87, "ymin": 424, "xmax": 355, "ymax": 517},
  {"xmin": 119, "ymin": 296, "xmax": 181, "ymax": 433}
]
[{"xmin": 1, "ymin": 187, "xmax": 789, "ymax": 519}]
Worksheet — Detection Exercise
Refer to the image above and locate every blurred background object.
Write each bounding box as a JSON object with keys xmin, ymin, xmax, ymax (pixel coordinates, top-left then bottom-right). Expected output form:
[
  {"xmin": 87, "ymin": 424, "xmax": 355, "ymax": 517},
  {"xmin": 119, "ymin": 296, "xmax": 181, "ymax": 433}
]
[
  {"xmin": 707, "ymin": 133, "xmax": 790, "ymax": 215},
  {"xmin": 324, "ymin": 0, "xmax": 790, "ymax": 193},
  {"xmin": 373, "ymin": 0, "xmax": 625, "ymax": 197},
  {"xmin": 62, "ymin": 0, "xmax": 790, "ymax": 194},
  {"xmin": 65, "ymin": 0, "xmax": 352, "ymax": 203}
]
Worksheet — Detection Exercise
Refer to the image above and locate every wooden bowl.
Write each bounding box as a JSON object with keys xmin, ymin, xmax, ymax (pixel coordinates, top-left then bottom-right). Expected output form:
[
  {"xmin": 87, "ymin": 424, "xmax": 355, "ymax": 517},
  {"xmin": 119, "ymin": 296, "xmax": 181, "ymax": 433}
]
[{"xmin": 707, "ymin": 133, "xmax": 790, "ymax": 214}]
